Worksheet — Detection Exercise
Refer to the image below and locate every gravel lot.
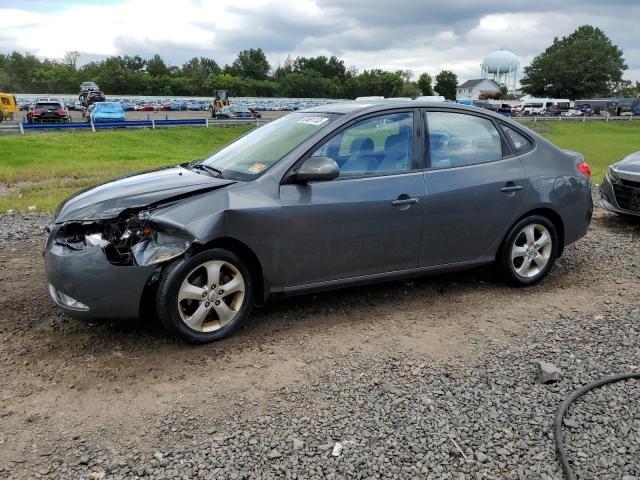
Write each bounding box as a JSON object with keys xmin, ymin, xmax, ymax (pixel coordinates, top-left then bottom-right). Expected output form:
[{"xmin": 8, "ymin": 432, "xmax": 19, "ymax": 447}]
[{"xmin": 0, "ymin": 200, "xmax": 638, "ymax": 479}]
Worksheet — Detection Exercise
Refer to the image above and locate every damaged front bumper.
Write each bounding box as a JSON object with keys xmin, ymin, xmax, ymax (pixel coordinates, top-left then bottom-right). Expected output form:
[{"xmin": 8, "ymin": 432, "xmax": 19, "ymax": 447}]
[
  {"xmin": 45, "ymin": 240, "xmax": 158, "ymax": 319},
  {"xmin": 44, "ymin": 209, "xmax": 197, "ymax": 320}
]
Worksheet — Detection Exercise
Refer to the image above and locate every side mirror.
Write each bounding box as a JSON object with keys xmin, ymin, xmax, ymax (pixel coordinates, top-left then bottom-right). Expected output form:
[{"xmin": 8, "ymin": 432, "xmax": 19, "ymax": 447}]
[{"xmin": 295, "ymin": 156, "xmax": 340, "ymax": 183}]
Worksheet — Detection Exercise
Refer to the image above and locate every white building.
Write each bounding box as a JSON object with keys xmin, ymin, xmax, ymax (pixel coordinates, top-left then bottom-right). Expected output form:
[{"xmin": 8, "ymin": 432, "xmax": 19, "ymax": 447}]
[{"xmin": 456, "ymin": 79, "xmax": 501, "ymax": 100}]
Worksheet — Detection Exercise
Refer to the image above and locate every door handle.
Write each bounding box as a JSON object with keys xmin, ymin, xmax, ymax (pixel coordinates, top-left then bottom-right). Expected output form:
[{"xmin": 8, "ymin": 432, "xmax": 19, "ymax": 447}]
[
  {"xmin": 500, "ymin": 184, "xmax": 523, "ymax": 193},
  {"xmin": 391, "ymin": 197, "xmax": 419, "ymax": 206}
]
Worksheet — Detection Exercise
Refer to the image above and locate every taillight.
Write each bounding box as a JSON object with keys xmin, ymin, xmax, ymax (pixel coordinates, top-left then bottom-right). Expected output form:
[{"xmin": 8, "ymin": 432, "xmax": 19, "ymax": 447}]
[
  {"xmin": 33, "ymin": 109, "xmax": 43, "ymax": 115},
  {"xmin": 577, "ymin": 161, "xmax": 591, "ymax": 177},
  {"xmin": 56, "ymin": 109, "xmax": 67, "ymax": 115}
]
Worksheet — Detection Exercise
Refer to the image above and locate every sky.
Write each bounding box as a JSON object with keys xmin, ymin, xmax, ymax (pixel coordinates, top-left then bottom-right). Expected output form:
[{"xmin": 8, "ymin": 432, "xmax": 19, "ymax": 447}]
[{"xmin": 1, "ymin": 0, "xmax": 639, "ymax": 84}]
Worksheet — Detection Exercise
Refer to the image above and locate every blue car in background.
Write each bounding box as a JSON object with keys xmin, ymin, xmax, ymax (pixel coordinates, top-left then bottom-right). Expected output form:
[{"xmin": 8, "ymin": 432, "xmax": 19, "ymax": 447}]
[
  {"xmin": 120, "ymin": 101, "xmax": 134, "ymax": 111},
  {"xmin": 170, "ymin": 101, "xmax": 186, "ymax": 111},
  {"xmin": 87, "ymin": 102, "xmax": 126, "ymax": 123}
]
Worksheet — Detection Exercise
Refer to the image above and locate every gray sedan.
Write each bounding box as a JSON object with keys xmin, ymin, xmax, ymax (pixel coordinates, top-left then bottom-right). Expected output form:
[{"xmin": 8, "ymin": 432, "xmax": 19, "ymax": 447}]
[
  {"xmin": 600, "ymin": 151, "xmax": 640, "ymax": 217},
  {"xmin": 44, "ymin": 101, "xmax": 593, "ymax": 343}
]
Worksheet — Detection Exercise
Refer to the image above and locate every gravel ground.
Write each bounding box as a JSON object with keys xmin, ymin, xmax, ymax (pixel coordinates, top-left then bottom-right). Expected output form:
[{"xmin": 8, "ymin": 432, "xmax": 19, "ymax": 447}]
[
  {"xmin": 0, "ymin": 199, "xmax": 638, "ymax": 479},
  {"xmin": 32, "ymin": 308, "xmax": 638, "ymax": 480}
]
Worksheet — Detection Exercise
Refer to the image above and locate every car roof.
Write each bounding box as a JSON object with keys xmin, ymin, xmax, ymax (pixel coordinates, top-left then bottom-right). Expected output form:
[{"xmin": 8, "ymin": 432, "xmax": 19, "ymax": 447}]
[{"xmin": 302, "ymin": 99, "xmax": 508, "ymax": 120}]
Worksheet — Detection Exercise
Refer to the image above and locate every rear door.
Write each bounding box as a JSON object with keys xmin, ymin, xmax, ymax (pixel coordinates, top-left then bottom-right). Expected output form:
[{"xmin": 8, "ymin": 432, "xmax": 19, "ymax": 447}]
[
  {"xmin": 420, "ymin": 110, "xmax": 529, "ymax": 267},
  {"xmin": 279, "ymin": 110, "xmax": 426, "ymax": 287}
]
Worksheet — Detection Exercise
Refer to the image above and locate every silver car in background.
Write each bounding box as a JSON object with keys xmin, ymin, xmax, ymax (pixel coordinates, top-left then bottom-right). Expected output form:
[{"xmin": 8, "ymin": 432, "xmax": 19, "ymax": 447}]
[
  {"xmin": 44, "ymin": 101, "xmax": 593, "ymax": 343},
  {"xmin": 600, "ymin": 151, "xmax": 640, "ymax": 217}
]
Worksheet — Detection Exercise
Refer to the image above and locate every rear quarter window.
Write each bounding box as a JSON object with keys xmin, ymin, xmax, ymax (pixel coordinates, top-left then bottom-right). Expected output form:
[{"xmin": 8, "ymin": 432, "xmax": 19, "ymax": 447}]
[{"xmin": 501, "ymin": 124, "xmax": 534, "ymax": 154}]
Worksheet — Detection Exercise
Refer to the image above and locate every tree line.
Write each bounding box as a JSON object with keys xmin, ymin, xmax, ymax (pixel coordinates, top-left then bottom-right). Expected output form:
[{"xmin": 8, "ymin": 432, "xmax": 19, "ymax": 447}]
[
  {"xmin": 1, "ymin": 25, "xmax": 635, "ymax": 100},
  {"xmin": 0, "ymin": 48, "xmax": 459, "ymax": 99}
]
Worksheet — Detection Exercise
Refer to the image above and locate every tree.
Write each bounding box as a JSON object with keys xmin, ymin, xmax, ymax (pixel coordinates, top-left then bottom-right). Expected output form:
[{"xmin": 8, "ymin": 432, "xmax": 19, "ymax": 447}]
[
  {"xmin": 343, "ymin": 69, "xmax": 405, "ymax": 98},
  {"xmin": 520, "ymin": 25, "xmax": 626, "ymax": 99},
  {"xmin": 434, "ymin": 70, "xmax": 457, "ymax": 100},
  {"xmin": 146, "ymin": 54, "xmax": 169, "ymax": 77},
  {"xmin": 417, "ymin": 73, "xmax": 434, "ymax": 96},
  {"xmin": 63, "ymin": 51, "xmax": 80, "ymax": 68},
  {"xmin": 293, "ymin": 55, "xmax": 348, "ymax": 82},
  {"xmin": 229, "ymin": 48, "xmax": 270, "ymax": 80},
  {"xmin": 279, "ymin": 69, "xmax": 341, "ymax": 98}
]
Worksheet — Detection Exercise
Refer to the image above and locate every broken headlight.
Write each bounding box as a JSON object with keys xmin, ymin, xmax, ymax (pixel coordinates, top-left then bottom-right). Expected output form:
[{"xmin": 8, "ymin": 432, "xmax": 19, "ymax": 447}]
[
  {"xmin": 55, "ymin": 211, "xmax": 194, "ymax": 267},
  {"xmin": 131, "ymin": 229, "xmax": 193, "ymax": 266}
]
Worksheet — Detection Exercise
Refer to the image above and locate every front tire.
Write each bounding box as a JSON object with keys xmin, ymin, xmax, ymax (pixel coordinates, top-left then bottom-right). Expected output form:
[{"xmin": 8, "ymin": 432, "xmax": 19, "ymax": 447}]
[
  {"xmin": 499, "ymin": 215, "xmax": 559, "ymax": 286},
  {"xmin": 156, "ymin": 249, "xmax": 253, "ymax": 343}
]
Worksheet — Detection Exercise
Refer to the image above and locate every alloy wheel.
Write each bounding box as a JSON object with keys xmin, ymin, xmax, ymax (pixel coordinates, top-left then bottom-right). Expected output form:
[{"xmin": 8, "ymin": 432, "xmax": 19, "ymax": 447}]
[
  {"xmin": 510, "ymin": 223, "xmax": 553, "ymax": 278},
  {"xmin": 177, "ymin": 260, "xmax": 245, "ymax": 332}
]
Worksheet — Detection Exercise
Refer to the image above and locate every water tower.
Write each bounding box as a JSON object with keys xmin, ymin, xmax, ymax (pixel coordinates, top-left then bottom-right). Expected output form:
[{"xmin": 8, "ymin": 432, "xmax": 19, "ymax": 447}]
[{"xmin": 481, "ymin": 49, "xmax": 519, "ymax": 92}]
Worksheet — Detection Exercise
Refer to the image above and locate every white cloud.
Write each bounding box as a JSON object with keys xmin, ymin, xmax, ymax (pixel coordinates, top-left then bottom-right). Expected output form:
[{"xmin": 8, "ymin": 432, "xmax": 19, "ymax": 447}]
[{"xmin": 0, "ymin": 0, "xmax": 638, "ymax": 83}]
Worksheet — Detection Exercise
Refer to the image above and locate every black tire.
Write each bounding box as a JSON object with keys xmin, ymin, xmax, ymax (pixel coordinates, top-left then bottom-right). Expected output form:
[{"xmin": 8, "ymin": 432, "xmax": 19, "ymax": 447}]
[
  {"xmin": 499, "ymin": 215, "xmax": 560, "ymax": 286},
  {"xmin": 0, "ymin": 111, "xmax": 4, "ymax": 123},
  {"xmin": 156, "ymin": 248, "xmax": 253, "ymax": 343}
]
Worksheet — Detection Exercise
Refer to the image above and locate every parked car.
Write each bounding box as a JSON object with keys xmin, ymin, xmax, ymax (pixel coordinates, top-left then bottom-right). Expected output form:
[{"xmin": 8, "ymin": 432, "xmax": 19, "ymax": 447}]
[
  {"xmin": 80, "ymin": 82, "xmax": 99, "ymax": 92},
  {"xmin": 214, "ymin": 106, "xmax": 260, "ymax": 120},
  {"xmin": 26, "ymin": 98, "xmax": 71, "ymax": 123},
  {"xmin": 0, "ymin": 92, "xmax": 19, "ymax": 123},
  {"xmin": 140, "ymin": 103, "xmax": 156, "ymax": 112},
  {"xmin": 576, "ymin": 104, "xmax": 593, "ymax": 116},
  {"xmin": 87, "ymin": 91, "xmax": 106, "ymax": 106},
  {"xmin": 120, "ymin": 101, "xmax": 134, "ymax": 111},
  {"xmin": 44, "ymin": 101, "xmax": 592, "ymax": 343},
  {"xmin": 600, "ymin": 151, "xmax": 640, "ymax": 217},
  {"xmin": 521, "ymin": 103, "xmax": 545, "ymax": 115},
  {"xmin": 170, "ymin": 101, "xmax": 187, "ymax": 111},
  {"xmin": 86, "ymin": 102, "xmax": 125, "ymax": 123},
  {"xmin": 561, "ymin": 108, "xmax": 583, "ymax": 117}
]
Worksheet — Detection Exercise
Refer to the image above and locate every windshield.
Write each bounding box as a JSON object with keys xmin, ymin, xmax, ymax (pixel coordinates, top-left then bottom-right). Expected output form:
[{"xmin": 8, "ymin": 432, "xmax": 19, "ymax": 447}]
[
  {"xmin": 201, "ymin": 112, "xmax": 338, "ymax": 180},
  {"xmin": 36, "ymin": 103, "xmax": 62, "ymax": 110},
  {"xmin": 96, "ymin": 102, "xmax": 120, "ymax": 109}
]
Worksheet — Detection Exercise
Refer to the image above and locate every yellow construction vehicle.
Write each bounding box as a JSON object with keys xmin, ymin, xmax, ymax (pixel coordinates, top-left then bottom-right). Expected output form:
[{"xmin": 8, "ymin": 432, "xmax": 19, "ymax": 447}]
[
  {"xmin": 0, "ymin": 92, "xmax": 19, "ymax": 123},
  {"xmin": 209, "ymin": 90, "xmax": 230, "ymax": 117}
]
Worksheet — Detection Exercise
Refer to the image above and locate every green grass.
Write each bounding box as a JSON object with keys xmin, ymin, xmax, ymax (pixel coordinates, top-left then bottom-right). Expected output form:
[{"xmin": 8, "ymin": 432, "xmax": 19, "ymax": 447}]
[
  {"xmin": 0, "ymin": 126, "xmax": 250, "ymax": 212},
  {"xmin": 1, "ymin": 121, "xmax": 639, "ymax": 212},
  {"xmin": 520, "ymin": 120, "xmax": 640, "ymax": 181}
]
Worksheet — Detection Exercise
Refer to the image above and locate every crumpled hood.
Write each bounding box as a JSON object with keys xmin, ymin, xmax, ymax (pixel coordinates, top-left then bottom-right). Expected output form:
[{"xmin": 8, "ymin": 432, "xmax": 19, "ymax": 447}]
[
  {"xmin": 616, "ymin": 151, "xmax": 640, "ymax": 173},
  {"xmin": 54, "ymin": 165, "xmax": 235, "ymax": 223}
]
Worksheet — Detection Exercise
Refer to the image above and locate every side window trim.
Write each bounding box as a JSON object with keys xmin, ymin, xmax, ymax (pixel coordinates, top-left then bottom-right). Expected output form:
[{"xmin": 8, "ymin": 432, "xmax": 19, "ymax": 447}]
[
  {"xmin": 284, "ymin": 108, "xmax": 422, "ymax": 183},
  {"xmin": 422, "ymin": 108, "xmax": 507, "ymax": 170}
]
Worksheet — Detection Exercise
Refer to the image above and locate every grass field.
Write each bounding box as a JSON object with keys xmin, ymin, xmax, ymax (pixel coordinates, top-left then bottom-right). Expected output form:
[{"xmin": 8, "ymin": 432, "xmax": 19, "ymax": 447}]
[
  {"xmin": 0, "ymin": 126, "xmax": 250, "ymax": 212},
  {"xmin": 1, "ymin": 121, "xmax": 639, "ymax": 212},
  {"xmin": 520, "ymin": 120, "xmax": 640, "ymax": 181}
]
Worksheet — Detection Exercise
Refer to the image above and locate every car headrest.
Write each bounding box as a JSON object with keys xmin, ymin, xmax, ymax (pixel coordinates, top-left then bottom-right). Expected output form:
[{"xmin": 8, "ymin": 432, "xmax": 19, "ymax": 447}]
[{"xmin": 350, "ymin": 137, "xmax": 374, "ymax": 154}]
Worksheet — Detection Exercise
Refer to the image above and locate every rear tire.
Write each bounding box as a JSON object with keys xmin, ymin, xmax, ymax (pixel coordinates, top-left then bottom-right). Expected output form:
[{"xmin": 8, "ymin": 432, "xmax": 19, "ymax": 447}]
[
  {"xmin": 156, "ymin": 249, "xmax": 253, "ymax": 343},
  {"xmin": 499, "ymin": 215, "xmax": 560, "ymax": 286}
]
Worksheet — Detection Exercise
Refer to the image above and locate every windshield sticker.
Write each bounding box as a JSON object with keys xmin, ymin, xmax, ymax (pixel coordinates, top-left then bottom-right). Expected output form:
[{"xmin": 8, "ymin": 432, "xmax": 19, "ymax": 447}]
[
  {"xmin": 248, "ymin": 162, "xmax": 267, "ymax": 174},
  {"xmin": 297, "ymin": 116, "xmax": 329, "ymax": 126}
]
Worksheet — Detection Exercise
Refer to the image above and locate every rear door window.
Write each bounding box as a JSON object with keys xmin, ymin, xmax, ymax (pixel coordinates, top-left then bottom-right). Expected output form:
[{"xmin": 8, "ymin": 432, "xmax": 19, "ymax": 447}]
[
  {"xmin": 425, "ymin": 111, "xmax": 503, "ymax": 169},
  {"xmin": 1, "ymin": 97, "xmax": 9, "ymax": 106}
]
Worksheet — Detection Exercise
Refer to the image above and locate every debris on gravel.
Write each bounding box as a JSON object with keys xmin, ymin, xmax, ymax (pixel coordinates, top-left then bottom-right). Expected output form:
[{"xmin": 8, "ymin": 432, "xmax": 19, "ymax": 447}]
[{"xmin": 536, "ymin": 360, "xmax": 561, "ymax": 383}]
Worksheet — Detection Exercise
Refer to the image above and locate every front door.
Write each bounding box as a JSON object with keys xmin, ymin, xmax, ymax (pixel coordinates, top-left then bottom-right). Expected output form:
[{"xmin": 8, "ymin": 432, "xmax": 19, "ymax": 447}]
[
  {"xmin": 279, "ymin": 111, "xmax": 425, "ymax": 287},
  {"xmin": 420, "ymin": 110, "xmax": 529, "ymax": 266}
]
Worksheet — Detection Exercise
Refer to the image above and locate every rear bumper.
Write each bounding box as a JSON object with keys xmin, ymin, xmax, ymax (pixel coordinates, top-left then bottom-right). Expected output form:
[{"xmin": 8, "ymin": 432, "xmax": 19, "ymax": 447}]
[
  {"xmin": 44, "ymin": 241, "xmax": 157, "ymax": 320},
  {"xmin": 93, "ymin": 117, "xmax": 125, "ymax": 123}
]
